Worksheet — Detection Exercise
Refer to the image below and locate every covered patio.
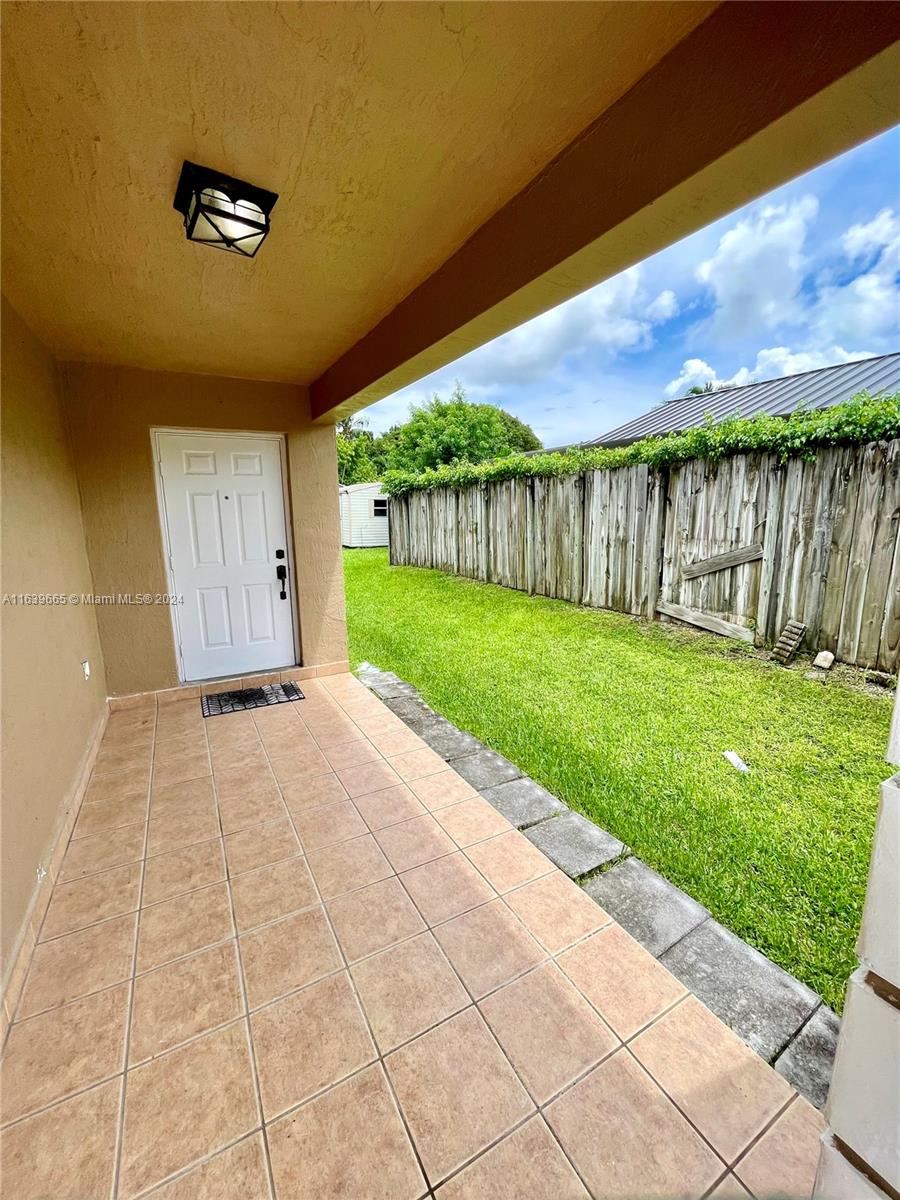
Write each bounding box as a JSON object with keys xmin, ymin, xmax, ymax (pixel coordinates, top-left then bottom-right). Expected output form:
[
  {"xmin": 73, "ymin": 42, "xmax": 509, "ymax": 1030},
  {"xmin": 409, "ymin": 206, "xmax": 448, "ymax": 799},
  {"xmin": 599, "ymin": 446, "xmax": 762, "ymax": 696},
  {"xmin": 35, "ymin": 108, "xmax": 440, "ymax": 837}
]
[
  {"xmin": 2, "ymin": 671, "xmax": 824, "ymax": 1199},
  {"xmin": 2, "ymin": 2, "xmax": 899, "ymax": 1197}
]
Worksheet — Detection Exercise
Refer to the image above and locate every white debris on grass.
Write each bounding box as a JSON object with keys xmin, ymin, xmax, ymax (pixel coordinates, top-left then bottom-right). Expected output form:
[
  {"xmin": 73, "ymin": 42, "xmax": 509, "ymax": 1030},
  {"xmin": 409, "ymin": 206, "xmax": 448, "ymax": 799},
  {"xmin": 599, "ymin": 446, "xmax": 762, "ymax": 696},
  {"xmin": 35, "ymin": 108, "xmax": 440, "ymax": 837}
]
[{"xmin": 723, "ymin": 750, "xmax": 750, "ymax": 773}]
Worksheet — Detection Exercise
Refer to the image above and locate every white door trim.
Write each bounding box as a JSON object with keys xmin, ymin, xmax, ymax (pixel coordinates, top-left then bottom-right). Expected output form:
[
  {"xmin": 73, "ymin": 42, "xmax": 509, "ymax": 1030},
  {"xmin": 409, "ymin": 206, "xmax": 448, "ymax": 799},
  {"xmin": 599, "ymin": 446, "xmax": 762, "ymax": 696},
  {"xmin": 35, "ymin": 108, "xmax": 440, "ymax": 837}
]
[{"xmin": 151, "ymin": 427, "xmax": 299, "ymax": 683}]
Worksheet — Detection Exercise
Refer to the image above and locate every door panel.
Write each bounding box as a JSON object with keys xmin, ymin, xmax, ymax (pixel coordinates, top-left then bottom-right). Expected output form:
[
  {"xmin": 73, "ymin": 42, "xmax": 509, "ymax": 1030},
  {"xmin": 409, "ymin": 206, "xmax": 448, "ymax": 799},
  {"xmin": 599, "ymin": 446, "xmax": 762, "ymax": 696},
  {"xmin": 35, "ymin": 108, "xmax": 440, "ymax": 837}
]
[{"xmin": 157, "ymin": 432, "xmax": 295, "ymax": 681}]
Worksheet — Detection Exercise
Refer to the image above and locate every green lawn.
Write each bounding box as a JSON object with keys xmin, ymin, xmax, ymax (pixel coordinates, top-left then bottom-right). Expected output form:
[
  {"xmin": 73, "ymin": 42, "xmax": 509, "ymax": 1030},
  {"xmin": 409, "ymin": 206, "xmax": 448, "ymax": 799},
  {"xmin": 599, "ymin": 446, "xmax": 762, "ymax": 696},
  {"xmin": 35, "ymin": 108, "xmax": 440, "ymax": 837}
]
[{"xmin": 344, "ymin": 548, "xmax": 893, "ymax": 1012}]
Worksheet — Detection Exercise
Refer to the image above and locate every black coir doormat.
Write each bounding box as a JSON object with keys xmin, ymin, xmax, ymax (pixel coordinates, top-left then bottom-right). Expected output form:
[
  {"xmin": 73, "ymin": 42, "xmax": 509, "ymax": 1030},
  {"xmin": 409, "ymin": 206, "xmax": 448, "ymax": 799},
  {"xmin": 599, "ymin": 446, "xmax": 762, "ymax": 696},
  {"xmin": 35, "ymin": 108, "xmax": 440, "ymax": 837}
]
[{"xmin": 201, "ymin": 681, "xmax": 305, "ymax": 717}]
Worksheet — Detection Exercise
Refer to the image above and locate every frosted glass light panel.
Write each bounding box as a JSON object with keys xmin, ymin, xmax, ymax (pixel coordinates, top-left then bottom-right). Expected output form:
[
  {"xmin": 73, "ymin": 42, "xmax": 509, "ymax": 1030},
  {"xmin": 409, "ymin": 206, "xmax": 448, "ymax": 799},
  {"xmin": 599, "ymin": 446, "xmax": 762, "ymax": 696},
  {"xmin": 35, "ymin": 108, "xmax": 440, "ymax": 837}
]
[{"xmin": 174, "ymin": 161, "xmax": 278, "ymax": 258}]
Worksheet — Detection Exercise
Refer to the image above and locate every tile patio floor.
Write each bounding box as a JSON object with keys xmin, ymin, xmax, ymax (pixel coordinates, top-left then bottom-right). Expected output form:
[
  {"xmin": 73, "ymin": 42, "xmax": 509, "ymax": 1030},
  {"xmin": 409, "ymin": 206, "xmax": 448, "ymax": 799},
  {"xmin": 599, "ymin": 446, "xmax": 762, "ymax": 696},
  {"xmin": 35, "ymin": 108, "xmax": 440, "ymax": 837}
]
[{"xmin": 1, "ymin": 672, "xmax": 825, "ymax": 1199}]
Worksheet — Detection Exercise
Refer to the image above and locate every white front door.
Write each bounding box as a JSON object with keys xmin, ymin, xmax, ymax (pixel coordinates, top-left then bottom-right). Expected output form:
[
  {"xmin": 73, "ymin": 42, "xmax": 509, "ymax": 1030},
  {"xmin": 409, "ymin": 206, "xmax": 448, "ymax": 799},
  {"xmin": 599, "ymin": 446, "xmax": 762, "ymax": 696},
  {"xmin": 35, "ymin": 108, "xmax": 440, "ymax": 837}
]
[{"xmin": 155, "ymin": 431, "xmax": 296, "ymax": 681}]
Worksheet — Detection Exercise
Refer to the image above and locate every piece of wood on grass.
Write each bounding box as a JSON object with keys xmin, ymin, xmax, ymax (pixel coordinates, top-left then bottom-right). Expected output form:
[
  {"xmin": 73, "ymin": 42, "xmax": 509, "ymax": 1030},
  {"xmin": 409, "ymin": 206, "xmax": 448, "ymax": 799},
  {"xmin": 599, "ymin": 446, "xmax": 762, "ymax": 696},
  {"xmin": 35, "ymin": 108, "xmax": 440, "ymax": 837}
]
[{"xmin": 655, "ymin": 600, "xmax": 755, "ymax": 643}]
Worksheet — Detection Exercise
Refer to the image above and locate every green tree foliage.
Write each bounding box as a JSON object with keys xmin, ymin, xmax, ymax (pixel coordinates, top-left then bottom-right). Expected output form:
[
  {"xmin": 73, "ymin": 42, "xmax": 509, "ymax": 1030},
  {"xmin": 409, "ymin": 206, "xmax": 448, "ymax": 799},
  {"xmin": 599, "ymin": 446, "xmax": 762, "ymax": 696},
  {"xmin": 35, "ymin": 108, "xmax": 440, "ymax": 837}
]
[
  {"xmin": 338, "ymin": 384, "xmax": 543, "ymax": 480},
  {"xmin": 381, "ymin": 391, "xmax": 900, "ymax": 496}
]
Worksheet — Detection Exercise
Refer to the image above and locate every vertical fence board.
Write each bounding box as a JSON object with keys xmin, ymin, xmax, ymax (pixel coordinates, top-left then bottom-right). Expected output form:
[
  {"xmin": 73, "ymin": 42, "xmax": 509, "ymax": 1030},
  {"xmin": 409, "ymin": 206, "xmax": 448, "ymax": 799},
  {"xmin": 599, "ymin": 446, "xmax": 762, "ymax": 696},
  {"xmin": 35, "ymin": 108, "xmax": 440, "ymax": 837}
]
[{"xmin": 387, "ymin": 439, "xmax": 900, "ymax": 671}]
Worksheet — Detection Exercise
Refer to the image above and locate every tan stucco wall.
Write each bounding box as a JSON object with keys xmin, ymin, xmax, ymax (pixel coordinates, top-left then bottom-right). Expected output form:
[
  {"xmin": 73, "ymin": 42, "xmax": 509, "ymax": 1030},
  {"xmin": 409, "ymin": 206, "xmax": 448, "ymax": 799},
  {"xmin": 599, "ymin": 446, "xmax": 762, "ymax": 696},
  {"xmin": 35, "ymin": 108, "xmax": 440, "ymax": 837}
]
[
  {"xmin": 1, "ymin": 297, "xmax": 109, "ymax": 971},
  {"xmin": 60, "ymin": 363, "xmax": 347, "ymax": 696}
]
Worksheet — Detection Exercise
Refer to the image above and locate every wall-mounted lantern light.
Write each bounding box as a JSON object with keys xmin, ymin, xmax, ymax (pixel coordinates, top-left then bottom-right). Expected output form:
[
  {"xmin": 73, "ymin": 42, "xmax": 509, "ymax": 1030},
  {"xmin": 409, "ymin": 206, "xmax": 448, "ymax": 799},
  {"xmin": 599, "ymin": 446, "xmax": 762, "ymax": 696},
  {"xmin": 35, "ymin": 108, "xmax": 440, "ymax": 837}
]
[{"xmin": 173, "ymin": 161, "xmax": 278, "ymax": 258}]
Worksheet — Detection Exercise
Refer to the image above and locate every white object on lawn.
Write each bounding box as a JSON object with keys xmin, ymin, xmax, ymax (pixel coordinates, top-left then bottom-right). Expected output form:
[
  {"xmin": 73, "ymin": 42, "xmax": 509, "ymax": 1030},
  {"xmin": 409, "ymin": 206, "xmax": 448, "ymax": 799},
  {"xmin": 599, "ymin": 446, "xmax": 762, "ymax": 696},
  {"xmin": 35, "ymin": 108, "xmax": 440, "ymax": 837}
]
[{"xmin": 723, "ymin": 751, "xmax": 750, "ymax": 773}]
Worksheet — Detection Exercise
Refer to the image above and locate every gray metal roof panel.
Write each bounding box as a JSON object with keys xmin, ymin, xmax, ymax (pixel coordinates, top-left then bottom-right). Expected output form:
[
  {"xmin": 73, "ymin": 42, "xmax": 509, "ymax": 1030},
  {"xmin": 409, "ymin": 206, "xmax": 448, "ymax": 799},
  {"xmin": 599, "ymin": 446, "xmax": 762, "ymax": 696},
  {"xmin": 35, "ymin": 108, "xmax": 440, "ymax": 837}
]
[{"xmin": 588, "ymin": 353, "xmax": 900, "ymax": 448}]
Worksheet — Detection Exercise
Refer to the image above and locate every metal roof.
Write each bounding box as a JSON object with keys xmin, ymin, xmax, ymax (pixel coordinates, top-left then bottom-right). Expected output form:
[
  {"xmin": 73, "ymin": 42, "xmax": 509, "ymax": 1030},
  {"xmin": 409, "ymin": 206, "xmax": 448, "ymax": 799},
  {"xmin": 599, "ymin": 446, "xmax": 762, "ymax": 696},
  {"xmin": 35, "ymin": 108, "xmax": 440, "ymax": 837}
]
[{"xmin": 586, "ymin": 352, "xmax": 900, "ymax": 448}]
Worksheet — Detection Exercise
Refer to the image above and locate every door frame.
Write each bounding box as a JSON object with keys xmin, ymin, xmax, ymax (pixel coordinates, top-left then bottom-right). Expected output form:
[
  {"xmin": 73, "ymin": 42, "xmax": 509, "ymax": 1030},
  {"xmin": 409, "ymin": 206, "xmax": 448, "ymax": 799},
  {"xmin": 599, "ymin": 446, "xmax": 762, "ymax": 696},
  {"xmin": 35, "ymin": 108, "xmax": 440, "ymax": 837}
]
[{"xmin": 151, "ymin": 426, "xmax": 299, "ymax": 683}]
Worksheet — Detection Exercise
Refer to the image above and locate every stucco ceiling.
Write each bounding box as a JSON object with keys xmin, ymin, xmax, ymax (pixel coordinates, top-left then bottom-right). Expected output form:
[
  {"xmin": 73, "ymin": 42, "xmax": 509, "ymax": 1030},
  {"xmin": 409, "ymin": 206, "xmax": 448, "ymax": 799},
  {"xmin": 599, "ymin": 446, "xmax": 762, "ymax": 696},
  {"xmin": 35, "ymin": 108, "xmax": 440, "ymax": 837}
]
[{"xmin": 1, "ymin": 1, "xmax": 715, "ymax": 384}]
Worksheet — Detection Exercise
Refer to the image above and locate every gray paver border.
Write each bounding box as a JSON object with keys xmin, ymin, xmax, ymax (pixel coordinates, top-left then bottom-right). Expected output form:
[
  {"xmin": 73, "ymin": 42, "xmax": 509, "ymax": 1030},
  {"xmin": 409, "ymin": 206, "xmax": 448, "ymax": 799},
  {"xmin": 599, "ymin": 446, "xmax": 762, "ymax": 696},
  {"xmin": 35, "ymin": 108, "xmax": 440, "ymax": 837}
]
[{"xmin": 357, "ymin": 663, "xmax": 840, "ymax": 1108}]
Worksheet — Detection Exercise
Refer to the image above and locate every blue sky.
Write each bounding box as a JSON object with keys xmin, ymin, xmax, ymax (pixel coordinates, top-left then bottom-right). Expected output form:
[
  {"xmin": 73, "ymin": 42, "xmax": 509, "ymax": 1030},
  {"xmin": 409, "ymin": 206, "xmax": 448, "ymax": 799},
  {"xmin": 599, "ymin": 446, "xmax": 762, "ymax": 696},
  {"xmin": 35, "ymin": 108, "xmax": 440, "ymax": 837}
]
[{"xmin": 364, "ymin": 127, "xmax": 900, "ymax": 448}]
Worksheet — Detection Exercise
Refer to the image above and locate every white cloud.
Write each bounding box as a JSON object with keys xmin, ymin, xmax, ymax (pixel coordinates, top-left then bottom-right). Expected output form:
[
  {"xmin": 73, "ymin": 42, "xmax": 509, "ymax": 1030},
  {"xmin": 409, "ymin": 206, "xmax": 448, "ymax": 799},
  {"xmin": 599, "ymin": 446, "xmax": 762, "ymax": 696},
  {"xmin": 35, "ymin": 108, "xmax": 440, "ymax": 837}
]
[
  {"xmin": 695, "ymin": 195, "xmax": 818, "ymax": 338},
  {"xmin": 456, "ymin": 267, "xmax": 679, "ymax": 389},
  {"xmin": 812, "ymin": 207, "xmax": 899, "ymax": 349},
  {"xmin": 664, "ymin": 358, "xmax": 718, "ymax": 397}
]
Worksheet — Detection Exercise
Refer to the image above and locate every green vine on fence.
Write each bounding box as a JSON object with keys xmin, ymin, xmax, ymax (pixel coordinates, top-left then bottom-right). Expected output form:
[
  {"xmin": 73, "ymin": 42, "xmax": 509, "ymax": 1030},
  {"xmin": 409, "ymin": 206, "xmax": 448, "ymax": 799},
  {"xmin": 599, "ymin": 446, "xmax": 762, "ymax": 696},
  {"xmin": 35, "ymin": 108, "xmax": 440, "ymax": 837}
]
[{"xmin": 381, "ymin": 391, "xmax": 900, "ymax": 497}]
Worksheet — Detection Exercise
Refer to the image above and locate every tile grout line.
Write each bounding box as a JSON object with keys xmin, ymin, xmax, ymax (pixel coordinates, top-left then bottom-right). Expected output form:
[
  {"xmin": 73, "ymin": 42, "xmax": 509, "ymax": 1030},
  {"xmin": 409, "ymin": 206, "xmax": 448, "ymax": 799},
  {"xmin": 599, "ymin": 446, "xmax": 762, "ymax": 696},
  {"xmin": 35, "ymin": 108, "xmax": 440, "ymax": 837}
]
[
  {"xmin": 110, "ymin": 696, "xmax": 157, "ymax": 1200},
  {"xmin": 277, "ymin": 687, "xmax": 441, "ymax": 1194},
  {"xmin": 209, "ymin": 723, "xmax": 279, "ymax": 1200}
]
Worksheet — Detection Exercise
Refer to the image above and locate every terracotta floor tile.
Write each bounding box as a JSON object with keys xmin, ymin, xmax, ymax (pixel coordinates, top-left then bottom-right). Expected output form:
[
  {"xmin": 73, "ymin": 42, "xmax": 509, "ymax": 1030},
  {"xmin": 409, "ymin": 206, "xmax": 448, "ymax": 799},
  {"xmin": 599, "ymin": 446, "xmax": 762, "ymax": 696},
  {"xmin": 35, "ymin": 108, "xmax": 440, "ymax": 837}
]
[
  {"xmin": 82, "ymin": 764, "xmax": 151, "ymax": 807},
  {"xmin": 323, "ymin": 738, "xmax": 382, "ymax": 771},
  {"xmin": 306, "ymin": 834, "xmax": 394, "ymax": 900},
  {"xmin": 480, "ymin": 962, "xmax": 618, "ymax": 1104},
  {"xmin": 58, "ymin": 823, "xmax": 145, "ymax": 881},
  {"xmin": 147, "ymin": 798, "xmax": 221, "ymax": 855},
  {"xmin": 308, "ymin": 723, "xmax": 366, "ymax": 751},
  {"xmin": 213, "ymin": 762, "xmax": 279, "ymax": 802},
  {"xmin": 434, "ymin": 899, "xmax": 544, "ymax": 999},
  {"xmin": 366, "ymin": 727, "xmax": 425, "ymax": 756},
  {"xmin": 152, "ymin": 730, "xmax": 207, "ymax": 763},
  {"xmin": 93, "ymin": 740, "xmax": 153, "ymax": 777},
  {"xmin": 73, "ymin": 794, "xmax": 148, "ymax": 839},
  {"xmin": 327, "ymin": 876, "xmax": 425, "ymax": 962},
  {"xmin": 400, "ymin": 852, "xmax": 496, "ymax": 926},
  {"xmin": 386, "ymin": 1007, "xmax": 533, "ymax": 1184},
  {"xmin": 98, "ymin": 724, "xmax": 154, "ymax": 755},
  {"xmin": 268, "ymin": 1063, "xmax": 424, "ymax": 1200},
  {"xmin": 0, "ymin": 1076, "xmax": 121, "ymax": 1200},
  {"xmin": 505, "ymin": 869, "xmax": 610, "ymax": 953},
  {"xmin": 336, "ymin": 758, "xmax": 403, "ymax": 798},
  {"xmin": 292, "ymin": 799, "xmax": 367, "ymax": 851},
  {"xmin": 465, "ymin": 830, "xmax": 554, "ymax": 894},
  {"xmin": 435, "ymin": 797, "xmax": 513, "ymax": 847},
  {"xmin": 136, "ymin": 882, "xmax": 234, "ymax": 972},
  {"xmin": 40, "ymin": 862, "xmax": 142, "ymax": 940},
  {"xmin": 17, "ymin": 913, "xmax": 136, "ymax": 1019},
  {"xmin": 149, "ymin": 1133, "xmax": 271, "ymax": 1199},
  {"xmin": 409, "ymin": 769, "xmax": 478, "ymax": 811},
  {"xmin": 281, "ymin": 771, "xmax": 348, "ymax": 815},
  {"xmin": 152, "ymin": 738, "xmax": 211, "ymax": 788},
  {"xmin": 224, "ymin": 816, "xmax": 300, "ymax": 876},
  {"xmin": 545, "ymin": 1051, "xmax": 722, "ymax": 1200},
  {"xmin": 230, "ymin": 857, "xmax": 317, "ymax": 931},
  {"xmin": 558, "ymin": 924, "xmax": 687, "ymax": 1039},
  {"xmin": 118, "ymin": 1021, "xmax": 259, "ymax": 1199},
  {"xmin": 388, "ymin": 746, "xmax": 449, "ymax": 783},
  {"xmin": 217, "ymin": 788, "xmax": 287, "ymax": 836},
  {"xmin": 631, "ymin": 995, "xmax": 794, "ymax": 1161},
  {"xmin": 150, "ymin": 775, "xmax": 216, "ymax": 816},
  {"xmin": 211, "ymin": 740, "xmax": 270, "ymax": 775},
  {"xmin": 352, "ymin": 931, "xmax": 470, "ymax": 1053},
  {"xmin": 156, "ymin": 707, "xmax": 206, "ymax": 742},
  {"xmin": 240, "ymin": 906, "xmax": 341, "ymax": 1008},
  {"xmin": 251, "ymin": 971, "xmax": 375, "ymax": 1118},
  {"xmin": 258, "ymin": 727, "xmax": 318, "ymax": 760},
  {"xmin": 106, "ymin": 708, "xmax": 156, "ymax": 736},
  {"xmin": 354, "ymin": 783, "xmax": 426, "ymax": 831},
  {"xmin": 269, "ymin": 747, "xmax": 332, "ymax": 787},
  {"xmin": 142, "ymin": 838, "xmax": 226, "ymax": 905},
  {"xmin": 375, "ymin": 813, "xmax": 456, "ymax": 872},
  {"xmin": 252, "ymin": 704, "xmax": 304, "ymax": 731},
  {"xmin": 436, "ymin": 1116, "xmax": 589, "ymax": 1200},
  {"xmin": 0, "ymin": 983, "xmax": 129, "ymax": 1123},
  {"xmin": 734, "ymin": 1096, "xmax": 825, "ymax": 1199},
  {"xmin": 130, "ymin": 941, "xmax": 244, "ymax": 1064},
  {"xmin": 205, "ymin": 712, "xmax": 258, "ymax": 746},
  {"xmin": 707, "ymin": 1175, "xmax": 753, "ymax": 1198}
]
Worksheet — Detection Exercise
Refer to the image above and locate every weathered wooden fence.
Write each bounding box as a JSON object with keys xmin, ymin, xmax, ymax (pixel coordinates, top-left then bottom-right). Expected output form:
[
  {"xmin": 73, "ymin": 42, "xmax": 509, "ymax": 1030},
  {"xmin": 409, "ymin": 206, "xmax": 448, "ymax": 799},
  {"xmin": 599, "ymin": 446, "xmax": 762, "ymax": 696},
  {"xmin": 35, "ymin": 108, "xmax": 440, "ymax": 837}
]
[{"xmin": 388, "ymin": 439, "xmax": 900, "ymax": 672}]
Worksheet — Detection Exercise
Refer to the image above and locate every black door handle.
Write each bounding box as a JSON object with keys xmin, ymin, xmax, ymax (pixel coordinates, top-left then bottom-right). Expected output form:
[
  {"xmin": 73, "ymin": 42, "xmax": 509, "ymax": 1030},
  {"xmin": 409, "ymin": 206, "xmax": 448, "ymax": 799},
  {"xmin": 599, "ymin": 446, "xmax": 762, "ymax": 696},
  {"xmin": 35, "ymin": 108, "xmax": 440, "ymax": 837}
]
[{"xmin": 276, "ymin": 563, "xmax": 287, "ymax": 599}]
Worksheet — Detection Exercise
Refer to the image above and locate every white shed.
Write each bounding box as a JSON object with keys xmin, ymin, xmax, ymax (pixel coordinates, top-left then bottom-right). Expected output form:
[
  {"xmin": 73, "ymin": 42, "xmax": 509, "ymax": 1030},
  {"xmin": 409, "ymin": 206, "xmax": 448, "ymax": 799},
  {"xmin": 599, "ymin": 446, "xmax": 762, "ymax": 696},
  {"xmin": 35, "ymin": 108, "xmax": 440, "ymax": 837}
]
[{"xmin": 339, "ymin": 482, "xmax": 390, "ymax": 547}]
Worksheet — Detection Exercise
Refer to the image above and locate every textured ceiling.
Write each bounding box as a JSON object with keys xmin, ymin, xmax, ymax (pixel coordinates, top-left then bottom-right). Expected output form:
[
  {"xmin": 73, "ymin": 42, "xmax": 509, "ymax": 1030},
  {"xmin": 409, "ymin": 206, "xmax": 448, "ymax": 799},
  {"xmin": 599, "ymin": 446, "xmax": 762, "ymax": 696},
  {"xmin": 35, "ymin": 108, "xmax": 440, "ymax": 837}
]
[{"xmin": 1, "ymin": 0, "xmax": 714, "ymax": 383}]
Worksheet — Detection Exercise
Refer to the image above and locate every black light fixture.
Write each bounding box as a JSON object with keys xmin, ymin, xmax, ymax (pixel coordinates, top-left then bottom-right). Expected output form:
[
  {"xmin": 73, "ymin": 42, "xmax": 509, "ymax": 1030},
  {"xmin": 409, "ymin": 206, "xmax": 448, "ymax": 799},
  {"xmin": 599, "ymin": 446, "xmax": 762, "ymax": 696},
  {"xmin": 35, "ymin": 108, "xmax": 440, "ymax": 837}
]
[{"xmin": 173, "ymin": 161, "xmax": 278, "ymax": 258}]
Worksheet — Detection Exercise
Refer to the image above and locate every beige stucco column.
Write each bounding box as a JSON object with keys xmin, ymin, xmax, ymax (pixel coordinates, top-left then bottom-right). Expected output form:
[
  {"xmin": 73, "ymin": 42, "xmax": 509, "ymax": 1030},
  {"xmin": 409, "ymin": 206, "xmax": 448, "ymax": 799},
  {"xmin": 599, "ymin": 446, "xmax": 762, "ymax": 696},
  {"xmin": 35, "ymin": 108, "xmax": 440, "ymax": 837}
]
[{"xmin": 813, "ymin": 682, "xmax": 900, "ymax": 1198}]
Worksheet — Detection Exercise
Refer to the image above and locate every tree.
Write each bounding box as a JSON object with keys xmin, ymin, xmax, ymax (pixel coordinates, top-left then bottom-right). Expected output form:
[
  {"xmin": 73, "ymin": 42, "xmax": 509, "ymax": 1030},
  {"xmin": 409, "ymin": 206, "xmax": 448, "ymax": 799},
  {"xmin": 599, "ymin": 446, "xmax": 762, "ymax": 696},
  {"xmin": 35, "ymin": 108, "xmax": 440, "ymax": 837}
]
[
  {"xmin": 381, "ymin": 383, "xmax": 541, "ymax": 473},
  {"xmin": 496, "ymin": 407, "xmax": 542, "ymax": 452}
]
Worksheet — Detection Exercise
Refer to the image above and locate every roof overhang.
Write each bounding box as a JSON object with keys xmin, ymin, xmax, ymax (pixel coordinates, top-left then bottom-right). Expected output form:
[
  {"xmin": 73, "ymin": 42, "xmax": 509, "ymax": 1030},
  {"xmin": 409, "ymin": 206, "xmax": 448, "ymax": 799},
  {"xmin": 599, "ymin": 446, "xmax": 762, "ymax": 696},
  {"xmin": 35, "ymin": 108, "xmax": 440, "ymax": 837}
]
[{"xmin": 310, "ymin": 2, "xmax": 900, "ymax": 423}]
